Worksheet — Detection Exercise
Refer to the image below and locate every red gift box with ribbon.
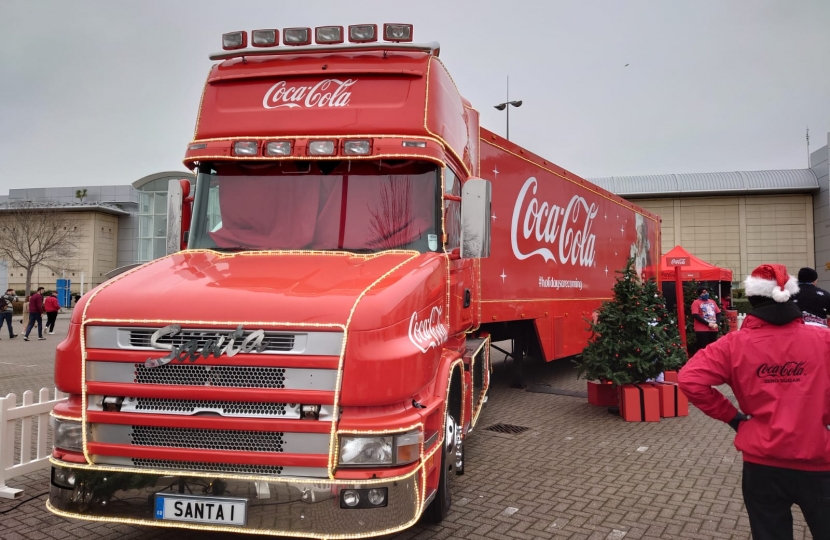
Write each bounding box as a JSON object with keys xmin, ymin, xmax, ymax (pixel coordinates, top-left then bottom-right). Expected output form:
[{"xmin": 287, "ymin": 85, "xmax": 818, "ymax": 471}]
[
  {"xmin": 663, "ymin": 370, "xmax": 678, "ymax": 383},
  {"xmin": 618, "ymin": 383, "xmax": 660, "ymax": 422},
  {"xmin": 652, "ymin": 382, "xmax": 689, "ymax": 417},
  {"xmin": 587, "ymin": 381, "xmax": 618, "ymax": 406}
]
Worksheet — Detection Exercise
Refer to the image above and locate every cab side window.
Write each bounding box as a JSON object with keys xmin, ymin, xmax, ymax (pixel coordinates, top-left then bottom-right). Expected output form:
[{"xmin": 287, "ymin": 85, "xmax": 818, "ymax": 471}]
[{"xmin": 444, "ymin": 167, "xmax": 461, "ymax": 250}]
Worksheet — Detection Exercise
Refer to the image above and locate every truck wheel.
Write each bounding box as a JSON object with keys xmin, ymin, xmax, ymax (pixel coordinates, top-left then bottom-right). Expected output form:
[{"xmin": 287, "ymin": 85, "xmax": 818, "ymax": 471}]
[{"xmin": 423, "ymin": 411, "xmax": 459, "ymax": 523}]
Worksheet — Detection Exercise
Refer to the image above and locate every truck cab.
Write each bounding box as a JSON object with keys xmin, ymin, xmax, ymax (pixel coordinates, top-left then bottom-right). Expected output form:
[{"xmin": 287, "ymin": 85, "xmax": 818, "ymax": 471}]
[{"xmin": 49, "ymin": 24, "xmax": 492, "ymax": 538}]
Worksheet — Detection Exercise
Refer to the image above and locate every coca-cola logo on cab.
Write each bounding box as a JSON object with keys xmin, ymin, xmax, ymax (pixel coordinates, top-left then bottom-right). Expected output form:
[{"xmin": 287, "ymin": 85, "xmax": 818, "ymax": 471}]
[
  {"xmin": 408, "ymin": 305, "xmax": 448, "ymax": 353},
  {"xmin": 262, "ymin": 79, "xmax": 356, "ymax": 109},
  {"xmin": 511, "ymin": 177, "xmax": 598, "ymax": 266}
]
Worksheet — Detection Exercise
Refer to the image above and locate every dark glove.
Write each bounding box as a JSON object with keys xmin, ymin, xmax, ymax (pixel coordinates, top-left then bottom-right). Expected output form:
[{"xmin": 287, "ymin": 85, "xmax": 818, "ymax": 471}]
[{"xmin": 728, "ymin": 412, "xmax": 749, "ymax": 432}]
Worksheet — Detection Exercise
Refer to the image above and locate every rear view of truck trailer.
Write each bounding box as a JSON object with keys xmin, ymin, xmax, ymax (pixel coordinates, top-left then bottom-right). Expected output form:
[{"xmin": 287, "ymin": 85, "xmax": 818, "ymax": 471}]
[{"xmin": 48, "ymin": 23, "xmax": 659, "ymax": 538}]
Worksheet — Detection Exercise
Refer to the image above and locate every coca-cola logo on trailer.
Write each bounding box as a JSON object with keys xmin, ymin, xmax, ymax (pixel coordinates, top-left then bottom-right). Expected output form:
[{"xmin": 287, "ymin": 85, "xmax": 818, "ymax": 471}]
[
  {"xmin": 408, "ymin": 305, "xmax": 448, "ymax": 353},
  {"xmin": 262, "ymin": 79, "xmax": 357, "ymax": 109},
  {"xmin": 511, "ymin": 177, "xmax": 598, "ymax": 266}
]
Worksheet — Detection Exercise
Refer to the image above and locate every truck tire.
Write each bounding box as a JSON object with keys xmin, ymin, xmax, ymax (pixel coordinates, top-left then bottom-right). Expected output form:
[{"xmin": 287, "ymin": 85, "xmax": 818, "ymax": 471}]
[{"xmin": 423, "ymin": 410, "xmax": 459, "ymax": 523}]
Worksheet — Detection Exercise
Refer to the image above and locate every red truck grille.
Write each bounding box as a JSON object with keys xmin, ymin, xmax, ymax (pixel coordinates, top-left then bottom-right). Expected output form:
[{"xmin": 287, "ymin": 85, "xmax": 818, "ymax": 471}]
[
  {"xmin": 134, "ymin": 364, "xmax": 287, "ymax": 388},
  {"xmin": 131, "ymin": 397, "xmax": 290, "ymax": 417},
  {"xmin": 84, "ymin": 325, "xmax": 342, "ymax": 478},
  {"xmin": 131, "ymin": 426, "xmax": 287, "ymax": 452}
]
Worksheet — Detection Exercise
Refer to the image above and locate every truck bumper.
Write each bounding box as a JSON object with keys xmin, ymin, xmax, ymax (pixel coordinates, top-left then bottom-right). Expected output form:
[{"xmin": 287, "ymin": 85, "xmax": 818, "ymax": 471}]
[{"xmin": 47, "ymin": 461, "xmax": 423, "ymax": 538}]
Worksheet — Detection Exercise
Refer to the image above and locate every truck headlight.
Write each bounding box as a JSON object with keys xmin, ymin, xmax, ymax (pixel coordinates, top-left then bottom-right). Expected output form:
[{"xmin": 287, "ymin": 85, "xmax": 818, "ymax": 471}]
[
  {"xmin": 338, "ymin": 431, "xmax": 422, "ymax": 467},
  {"xmin": 51, "ymin": 417, "xmax": 83, "ymax": 453}
]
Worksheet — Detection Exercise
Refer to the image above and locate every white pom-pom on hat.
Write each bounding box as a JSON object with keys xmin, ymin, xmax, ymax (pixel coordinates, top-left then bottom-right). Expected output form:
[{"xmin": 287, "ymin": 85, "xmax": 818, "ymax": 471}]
[{"xmin": 744, "ymin": 264, "xmax": 799, "ymax": 302}]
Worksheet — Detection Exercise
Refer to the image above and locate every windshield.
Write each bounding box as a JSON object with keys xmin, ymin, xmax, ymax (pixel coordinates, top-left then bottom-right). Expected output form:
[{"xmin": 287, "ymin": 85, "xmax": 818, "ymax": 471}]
[{"xmin": 189, "ymin": 161, "xmax": 441, "ymax": 253}]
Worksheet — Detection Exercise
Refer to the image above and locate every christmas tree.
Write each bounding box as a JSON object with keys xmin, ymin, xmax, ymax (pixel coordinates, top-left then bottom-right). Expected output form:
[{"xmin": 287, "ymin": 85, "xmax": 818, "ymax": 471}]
[{"xmin": 575, "ymin": 258, "xmax": 687, "ymax": 385}]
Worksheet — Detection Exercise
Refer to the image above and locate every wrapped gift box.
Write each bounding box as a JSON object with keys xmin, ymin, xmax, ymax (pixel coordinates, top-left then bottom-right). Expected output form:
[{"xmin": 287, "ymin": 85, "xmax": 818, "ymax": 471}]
[
  {"xmin": 652, "ymin": 382, "xmax": 689, "ymax": 417},
  {"xmin": 587, "ymin": 381, "xmax": 619, "ymax": 406},
  {"xmin": 619, "ymin": 384, "xmax": 660, "ymax": 422},
  {"xmin": 663, "ymin": 370, "xmax": 679, "ymax": 383}
]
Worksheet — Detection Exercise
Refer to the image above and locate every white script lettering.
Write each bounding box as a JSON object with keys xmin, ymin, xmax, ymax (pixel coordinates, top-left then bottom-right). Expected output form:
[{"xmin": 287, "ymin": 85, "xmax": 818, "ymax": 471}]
[
  {"xmin": 262, "ymin": 79, "xmax": 356, "ymax": 109},
  {"xmin": 511, "ymin": 177, "xmax": 598, "ymax": 266},
  {"xmin": 408, "ymin": 306, "xmax": 449, "ymax": 353}
]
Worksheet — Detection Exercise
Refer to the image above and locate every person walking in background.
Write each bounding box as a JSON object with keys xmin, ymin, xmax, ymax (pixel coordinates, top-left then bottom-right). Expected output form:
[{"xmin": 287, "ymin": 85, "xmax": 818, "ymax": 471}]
[
  {"xmin": 691, "ymin": 286, "xmax": 721, "ymax": 350},
  {"xmin": 23, "ymin": 287, "xmax": 46, "ymax": 341},
  {"xmin": 679, "ymin": 264, "xmax": 830, "ymax": 540},
  {"xmin": 792, "ymin": 266, "xmax": 830, "ymax": 327},
  {"xmin": 0, "ymin": 288, "xmax": 17, "ymax": 339},
  {"xmin": 44, "ymin": 290, "xmax": 61, "ymax": 335}
]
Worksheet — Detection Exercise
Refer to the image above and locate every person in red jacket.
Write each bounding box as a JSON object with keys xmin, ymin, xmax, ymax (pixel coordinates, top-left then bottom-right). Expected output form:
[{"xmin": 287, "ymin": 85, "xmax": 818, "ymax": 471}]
[
  {"xmin": 44, "ymin": 290, "xmax": 61, "ymax": 335},
  {"xmin": 678, "ymin": 264, "xmax": 830, "ymax": 540}
]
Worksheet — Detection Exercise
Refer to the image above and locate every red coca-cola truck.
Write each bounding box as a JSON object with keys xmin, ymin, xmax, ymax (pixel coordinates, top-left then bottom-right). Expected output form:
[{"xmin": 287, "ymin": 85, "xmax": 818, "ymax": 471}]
[{"xmin": 48, "ymin": 24, "xmax": 660, "ymax": 537}]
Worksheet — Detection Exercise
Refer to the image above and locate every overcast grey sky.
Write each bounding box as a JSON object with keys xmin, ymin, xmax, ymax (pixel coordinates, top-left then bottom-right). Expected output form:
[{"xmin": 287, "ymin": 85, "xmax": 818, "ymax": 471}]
[{"xmin": 1, "ymin": 1, "xmax": 828, "ymax": 194}]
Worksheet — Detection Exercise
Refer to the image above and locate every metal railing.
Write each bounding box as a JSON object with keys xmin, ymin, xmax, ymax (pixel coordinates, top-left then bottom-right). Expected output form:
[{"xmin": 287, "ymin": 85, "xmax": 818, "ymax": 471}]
[{"xmin": 0, "ymin": 388, "xmax": 66, "ymax": 499}]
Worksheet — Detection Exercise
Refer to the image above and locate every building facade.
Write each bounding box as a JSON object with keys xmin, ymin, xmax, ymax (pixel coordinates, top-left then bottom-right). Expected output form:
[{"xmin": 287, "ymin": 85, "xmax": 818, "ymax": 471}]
[
  {"xmin": 590, "ymin": 133, "xmax": 830, "ymax": 290},
  {"xmin": 0, "ymin": 171, "xmax": 194, "ymax": 293}
]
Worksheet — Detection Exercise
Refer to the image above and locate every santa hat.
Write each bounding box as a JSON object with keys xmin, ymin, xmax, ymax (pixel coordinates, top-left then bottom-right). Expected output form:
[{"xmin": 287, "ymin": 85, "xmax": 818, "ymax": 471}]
[{"xmin": 744, "ymin": 264, "xmax": 799, "ymax": 303}]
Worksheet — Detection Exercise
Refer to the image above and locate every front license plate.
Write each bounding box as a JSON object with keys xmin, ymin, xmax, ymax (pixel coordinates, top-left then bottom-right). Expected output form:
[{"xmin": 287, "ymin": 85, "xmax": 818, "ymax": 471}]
[{"xmin": 154, "ymin": 494, "xmax": 247, "ymax": 526}]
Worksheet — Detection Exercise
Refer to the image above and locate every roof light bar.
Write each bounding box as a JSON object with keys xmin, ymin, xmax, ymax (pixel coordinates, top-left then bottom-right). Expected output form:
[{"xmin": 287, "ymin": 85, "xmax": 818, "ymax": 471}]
[
  {"xmin": 383, "ymin": 23, "xmax": 413, "ymax": 43},
  {"xmin": 252, "ymin": 29, "xmax": 279, "ymax": 47},
  {"xmin": 348, "ymin": 24, "xmax": 378, "ymax": 43},
  {"xmin": 222, "ymin": 31, "xmax": 247, "ymax": 50},
  {"xmin": 315, "ymin": 26, "xmax": 344, "ymax": 44},
  {"xmin": 308, "ymin": 140, "xmax": 336, "ymax": 156},
  {"xmin": 283, "ymin": 27, "xmax": 312, "ymax": 46}
]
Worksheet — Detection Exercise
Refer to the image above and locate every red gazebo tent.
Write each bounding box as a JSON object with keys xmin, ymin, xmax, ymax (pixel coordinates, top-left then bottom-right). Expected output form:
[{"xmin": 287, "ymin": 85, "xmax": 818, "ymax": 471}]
[{"xmin": 660, "ymin": 245, "xmax": 733, "ymax": 282}]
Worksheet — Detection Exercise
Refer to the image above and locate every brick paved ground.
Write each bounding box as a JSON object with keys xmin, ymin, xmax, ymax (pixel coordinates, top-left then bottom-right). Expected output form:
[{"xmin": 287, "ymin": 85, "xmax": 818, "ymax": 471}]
[{"xmin": 0, "ymin": 322, "xmax": 813, "ymax": 539}]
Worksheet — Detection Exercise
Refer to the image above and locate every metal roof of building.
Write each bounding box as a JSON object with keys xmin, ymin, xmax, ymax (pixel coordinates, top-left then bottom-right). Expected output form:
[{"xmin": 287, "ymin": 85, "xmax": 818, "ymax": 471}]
[
  {"xmin": 0, "ymin": 201, "xmax": 130, "ymax": 216},
  {"xmin": 589, "ymin": 169, "xmax": 819, "ymax": 198}
]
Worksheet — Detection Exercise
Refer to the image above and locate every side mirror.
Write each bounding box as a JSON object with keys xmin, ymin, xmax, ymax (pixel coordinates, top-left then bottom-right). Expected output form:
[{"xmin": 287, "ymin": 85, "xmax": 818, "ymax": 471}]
[
  {"xmin": 166, "ymin": 179, "xmax": 192, "ymax": 254},
  {"xmin": 460, "ymin": 178, "xmax": 492, "ymax": 258}
]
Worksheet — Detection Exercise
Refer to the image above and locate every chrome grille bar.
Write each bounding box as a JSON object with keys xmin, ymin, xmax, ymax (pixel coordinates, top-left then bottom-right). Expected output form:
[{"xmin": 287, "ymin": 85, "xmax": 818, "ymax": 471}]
[
  {"xmin": 86, "ymin": 362, "xmax": 338, "ymax": 391},
  {"xmin": 128, "ymin": 328, "xmax": 294, "ymax": 352}
]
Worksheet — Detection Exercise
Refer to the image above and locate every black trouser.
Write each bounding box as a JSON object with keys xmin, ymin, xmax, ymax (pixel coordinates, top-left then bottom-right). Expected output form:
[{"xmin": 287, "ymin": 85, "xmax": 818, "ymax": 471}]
[
  {"xmin": 694, "ymin": 330, "xmax": 718, "ymax": 350},
  {"xmin": 46, "ymin": 312, "xmax": 58, "ymax": 333},
  {"xmin": 24, "ymin": 313, "xmax": 42, "ymax": 338},
  {"xmin": 0, "ymin": 312, "xmax": 12, "ymax": 337},
  {"xmin": 742, "ymin": 461, "xmax": 830, "ymax": 540}
]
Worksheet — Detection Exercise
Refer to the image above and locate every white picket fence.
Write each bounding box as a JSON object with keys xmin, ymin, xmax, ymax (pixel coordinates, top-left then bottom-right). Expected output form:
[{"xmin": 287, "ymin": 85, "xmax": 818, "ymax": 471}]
[{"xmin": 0, "ymin": 388, "xmax": 66, "ymax": 499}]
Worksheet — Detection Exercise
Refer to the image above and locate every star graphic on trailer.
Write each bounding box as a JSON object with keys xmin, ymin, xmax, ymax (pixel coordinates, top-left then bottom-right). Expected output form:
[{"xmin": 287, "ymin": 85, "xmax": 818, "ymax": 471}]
[
  {"xmin": 604, "ymin": 266, "xmax": 609, "ymax": 276},
  {"xmin": 604, "ymin": 214, "xmax": 607, "ymax": 220},
  {"xmin": 492, "ymin": 167, "xmax": 499, "ymax": 179},
  {"xmin": 620, "ymin": 226, "xmax": 625, "ymax": 235},
  {"xmin": 500, "ymin": 269, "xmax": 507, "ymax": 283},
  {"xmin": 491, "ymin": 213, "xmax": 497, "ymax": 221}
]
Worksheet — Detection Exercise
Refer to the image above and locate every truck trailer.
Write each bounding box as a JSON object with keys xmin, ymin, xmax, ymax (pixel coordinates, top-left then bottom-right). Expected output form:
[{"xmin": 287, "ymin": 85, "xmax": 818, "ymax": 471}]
[{"xmin": 48, "ymin": 23, "xmax": 660, "ymax": 538}]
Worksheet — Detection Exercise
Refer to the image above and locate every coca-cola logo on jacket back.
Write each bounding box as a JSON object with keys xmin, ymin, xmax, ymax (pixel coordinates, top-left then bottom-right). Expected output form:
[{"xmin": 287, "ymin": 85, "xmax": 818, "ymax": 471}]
[
  {"xmin": 757, "ymin": 361, "xmax": 806, "ymax": 383},
  {"xmin": 262, "ymin": 79, "xmax": 356, "ymax": 109},
  {"xmin": 511, "ymin": 177, "xmax": 598, "ymax": 266}
]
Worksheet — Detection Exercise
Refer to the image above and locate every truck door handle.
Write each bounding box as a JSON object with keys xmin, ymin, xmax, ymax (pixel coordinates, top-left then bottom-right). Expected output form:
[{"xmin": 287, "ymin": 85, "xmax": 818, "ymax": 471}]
[{"xmin": 463, "ymin": 289, "xmax": 471, "ymax": 308}]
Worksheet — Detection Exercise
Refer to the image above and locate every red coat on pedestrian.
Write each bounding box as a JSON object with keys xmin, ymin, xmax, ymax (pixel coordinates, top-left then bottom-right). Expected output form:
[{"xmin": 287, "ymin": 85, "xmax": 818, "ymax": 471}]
[
  {"xmin": 678, "ymin": 315, "xmax": 830, "ymax": 471},
  {"xmin": 45, "ymin": 296, "xmax": 60, "ymax": 312}
]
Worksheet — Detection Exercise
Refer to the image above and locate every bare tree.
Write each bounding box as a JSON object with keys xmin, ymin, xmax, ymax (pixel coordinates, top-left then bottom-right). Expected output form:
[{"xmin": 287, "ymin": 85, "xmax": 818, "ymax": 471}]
[
  {"xmin": 367, "ymin": 176, "xmax": 415, "ymax": 250},
  {"xmin": 0, "ymin": 202, "xmax": 79, "ymax": 295}
]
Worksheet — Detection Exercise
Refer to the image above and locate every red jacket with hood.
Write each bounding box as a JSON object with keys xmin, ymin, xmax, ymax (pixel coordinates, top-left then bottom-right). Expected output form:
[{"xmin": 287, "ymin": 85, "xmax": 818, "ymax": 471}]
[{"xmin": 678, "ymin": 315, "xmax": 830, "ymax": 471}]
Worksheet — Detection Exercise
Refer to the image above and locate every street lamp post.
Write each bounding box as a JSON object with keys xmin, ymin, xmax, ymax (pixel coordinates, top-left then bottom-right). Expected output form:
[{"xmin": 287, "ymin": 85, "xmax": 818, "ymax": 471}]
[{"xmin": 494, "ymin": 76, "xmax": 522, "ymax": 141}]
